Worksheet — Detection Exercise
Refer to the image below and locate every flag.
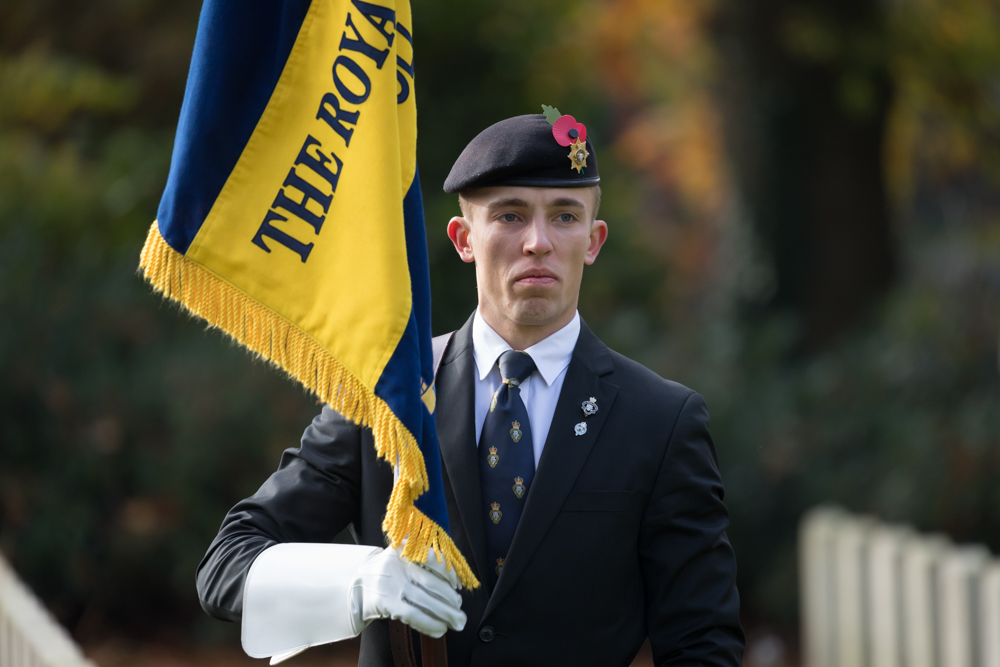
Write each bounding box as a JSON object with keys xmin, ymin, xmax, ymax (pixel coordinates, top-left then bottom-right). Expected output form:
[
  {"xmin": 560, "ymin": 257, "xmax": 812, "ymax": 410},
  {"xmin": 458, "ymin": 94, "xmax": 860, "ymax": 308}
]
[{"xmin": 139, "ymin": 0, "xmax": 477, "ymax": 589}]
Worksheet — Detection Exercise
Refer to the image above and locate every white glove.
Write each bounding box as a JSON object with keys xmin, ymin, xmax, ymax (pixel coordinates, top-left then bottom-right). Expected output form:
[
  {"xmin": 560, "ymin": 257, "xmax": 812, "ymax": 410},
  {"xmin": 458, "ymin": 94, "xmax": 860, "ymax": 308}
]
[
  {"xmin": 349, "ymin": 546, "xmax": 467, "ymax": 638},
  {"xmin": 241, "ymin": 543, "xmax": 466, "ymax": 663}
]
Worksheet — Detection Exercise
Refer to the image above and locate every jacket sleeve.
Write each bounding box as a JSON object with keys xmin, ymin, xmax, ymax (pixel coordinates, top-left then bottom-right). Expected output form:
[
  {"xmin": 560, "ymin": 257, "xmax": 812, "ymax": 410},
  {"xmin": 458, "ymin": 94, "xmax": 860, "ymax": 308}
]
[
  {"xmin": 639, "ymin": 392, "xmax": 745, "ymax": 666},
  {"xmin": 195, "ymin": 405, "xmax": 365, "ymax": 621}
]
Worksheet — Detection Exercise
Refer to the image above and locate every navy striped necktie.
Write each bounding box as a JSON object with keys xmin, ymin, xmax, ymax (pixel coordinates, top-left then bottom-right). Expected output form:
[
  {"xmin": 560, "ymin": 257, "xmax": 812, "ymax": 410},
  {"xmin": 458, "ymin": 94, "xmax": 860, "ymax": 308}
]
[{"xmin": 479, "ymin": 349, "xmax": 537, "ymax": 589}]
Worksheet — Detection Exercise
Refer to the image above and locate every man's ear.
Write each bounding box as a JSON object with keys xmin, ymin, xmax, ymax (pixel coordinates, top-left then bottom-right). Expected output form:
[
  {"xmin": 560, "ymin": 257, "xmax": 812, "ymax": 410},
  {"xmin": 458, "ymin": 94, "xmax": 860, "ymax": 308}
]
[
  {"xmin": 584, "ymin": 219, "xmax": 608, "ymax": 265},
  {"xmin": 447, "ymin": 216, "xmax": 475, "ymax": 264}
]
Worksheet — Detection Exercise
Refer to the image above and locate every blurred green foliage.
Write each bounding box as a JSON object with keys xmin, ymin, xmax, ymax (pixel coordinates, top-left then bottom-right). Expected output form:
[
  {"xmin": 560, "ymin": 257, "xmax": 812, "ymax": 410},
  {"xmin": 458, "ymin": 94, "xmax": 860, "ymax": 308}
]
[
  {"xmin": 0, "ymin": 12, "xmax": 321, "ymax": 641},
  {"xmin": 0, "ymin": 0, "xmax": 999, "ymax": 649}
]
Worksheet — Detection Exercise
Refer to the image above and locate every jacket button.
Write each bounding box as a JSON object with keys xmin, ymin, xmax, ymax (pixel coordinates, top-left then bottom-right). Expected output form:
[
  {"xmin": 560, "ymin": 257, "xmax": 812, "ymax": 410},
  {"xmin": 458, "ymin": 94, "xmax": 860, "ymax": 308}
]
[{"xmin": 479, "ymin": 625, "xmax": 495, "ymax": 642}]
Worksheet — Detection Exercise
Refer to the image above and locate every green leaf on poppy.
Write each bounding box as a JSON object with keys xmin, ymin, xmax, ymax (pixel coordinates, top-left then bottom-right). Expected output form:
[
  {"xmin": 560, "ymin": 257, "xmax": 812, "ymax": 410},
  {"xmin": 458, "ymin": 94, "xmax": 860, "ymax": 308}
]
[{"xmin": 541, "ymin": 104, "xmax": 562, "ymax": 125}]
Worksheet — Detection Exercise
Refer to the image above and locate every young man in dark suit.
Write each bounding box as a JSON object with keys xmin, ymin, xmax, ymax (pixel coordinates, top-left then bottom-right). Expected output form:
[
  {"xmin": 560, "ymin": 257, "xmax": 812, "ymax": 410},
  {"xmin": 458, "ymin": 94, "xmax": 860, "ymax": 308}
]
[{"xmin": 196, "ymin": 113, "xmax": 744, "ymax": 666}]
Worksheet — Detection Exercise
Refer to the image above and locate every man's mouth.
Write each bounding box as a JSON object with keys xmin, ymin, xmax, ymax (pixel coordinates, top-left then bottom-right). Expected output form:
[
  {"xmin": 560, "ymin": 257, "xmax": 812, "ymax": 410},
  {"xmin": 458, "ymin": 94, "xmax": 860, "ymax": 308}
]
[{"xmin": 514, "ymin": 270, "xmax": 557, "ymax": 287}]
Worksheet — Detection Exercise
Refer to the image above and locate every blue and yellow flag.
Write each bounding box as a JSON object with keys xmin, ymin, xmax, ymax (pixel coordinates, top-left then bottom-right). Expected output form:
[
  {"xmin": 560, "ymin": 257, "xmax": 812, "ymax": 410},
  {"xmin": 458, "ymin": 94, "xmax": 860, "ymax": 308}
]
[{"xmin": 139, "ymin": 0, "xmax": 477, "ymax": 588}]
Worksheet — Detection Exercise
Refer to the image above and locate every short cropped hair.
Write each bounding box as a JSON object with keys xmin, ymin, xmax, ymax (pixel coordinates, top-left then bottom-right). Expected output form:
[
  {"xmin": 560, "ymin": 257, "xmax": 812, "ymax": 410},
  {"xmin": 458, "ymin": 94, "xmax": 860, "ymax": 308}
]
[{"xmin": 458, "ymin": 185, "xmax": 602, "ymax": 222}]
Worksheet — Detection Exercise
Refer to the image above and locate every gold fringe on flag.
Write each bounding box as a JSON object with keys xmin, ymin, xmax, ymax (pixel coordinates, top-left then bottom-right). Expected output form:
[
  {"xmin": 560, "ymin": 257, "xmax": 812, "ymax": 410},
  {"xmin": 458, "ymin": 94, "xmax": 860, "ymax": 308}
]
[{"xmin": 139, "ymin": 222, "xmax": 479, "ymax": 589}]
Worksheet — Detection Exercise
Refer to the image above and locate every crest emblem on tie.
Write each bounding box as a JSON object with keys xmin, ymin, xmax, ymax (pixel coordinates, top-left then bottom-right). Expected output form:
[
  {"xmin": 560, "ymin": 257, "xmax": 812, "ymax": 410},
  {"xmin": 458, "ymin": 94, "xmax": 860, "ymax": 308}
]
[
  {"xmin": 490, "ymin": 391, "xmax": 498, "ymax": 413},
  {"xmin": 490, "ymin": 502, "xmax": 502, "ymax": 524},
  {"xmin": 582, "ymin": 397, "xmax": 598, "ymax": 416},
  {"xmin": 505, "ymin": 377, "xmax": 520, "ymax": 388},
  {"xmin": 510, "ymin": 420, "xmax": 522, "ymax": 443},
  {"xmin": 512, "ymin": 476, "xmax": 526, "ymax": 498},
  {"xmin": 487, "ymin": 446, "xmax": 499, "ymax": 468},
  {"xmin": 574, "ymin": 421, "xmax": 588, "ymax": 436},
  {"xmin": 495, "ymin": 557, "xmax": 505, "ymax": 576}
]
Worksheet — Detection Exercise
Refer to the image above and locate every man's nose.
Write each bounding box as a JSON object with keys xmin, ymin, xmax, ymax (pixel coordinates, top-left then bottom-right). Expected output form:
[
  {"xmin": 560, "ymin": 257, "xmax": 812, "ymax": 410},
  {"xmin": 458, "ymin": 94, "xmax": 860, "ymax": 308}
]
[{"xmin": 522, "ymin": 217, "xmax": 553, "ymax": 256}]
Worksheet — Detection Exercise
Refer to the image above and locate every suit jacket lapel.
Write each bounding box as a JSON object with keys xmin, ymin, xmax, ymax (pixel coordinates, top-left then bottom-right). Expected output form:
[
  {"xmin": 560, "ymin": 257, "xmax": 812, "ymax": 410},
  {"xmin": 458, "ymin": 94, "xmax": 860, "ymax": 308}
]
[
  {"xmin": 435, "ymin": 314, "xmax": 492, "ymax": 588},
  {"xmin": 484, "ymin": 321, "xmax": 618, "ymax": 617}
]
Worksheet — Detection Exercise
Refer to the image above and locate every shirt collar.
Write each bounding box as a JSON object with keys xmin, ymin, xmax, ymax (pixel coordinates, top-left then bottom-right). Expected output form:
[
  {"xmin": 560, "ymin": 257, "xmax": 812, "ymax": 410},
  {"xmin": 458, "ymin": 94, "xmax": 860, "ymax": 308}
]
[{"xmin": 472, "ymin": 309, "xmax": 581, "ymax": 387}]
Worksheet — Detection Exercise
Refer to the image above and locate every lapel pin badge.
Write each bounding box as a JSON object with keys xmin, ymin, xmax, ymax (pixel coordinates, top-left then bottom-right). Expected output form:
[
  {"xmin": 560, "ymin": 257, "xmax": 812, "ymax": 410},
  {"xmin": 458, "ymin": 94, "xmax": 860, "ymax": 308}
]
[
  {"xmin": 574, "ymin": 421, "xmax": 588, "ymax": 436},
  {"xmin": 581, "ymin": 397, "xmax": 598, "ymax": 416}
]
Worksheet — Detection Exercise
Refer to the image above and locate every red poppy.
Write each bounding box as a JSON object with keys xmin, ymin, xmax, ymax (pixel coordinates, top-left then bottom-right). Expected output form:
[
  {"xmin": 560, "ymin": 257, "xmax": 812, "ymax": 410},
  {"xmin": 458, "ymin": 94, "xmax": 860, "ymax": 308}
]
[{"xmin": 552, "ymin": 115, "xmax": 587, "ymax": 147}]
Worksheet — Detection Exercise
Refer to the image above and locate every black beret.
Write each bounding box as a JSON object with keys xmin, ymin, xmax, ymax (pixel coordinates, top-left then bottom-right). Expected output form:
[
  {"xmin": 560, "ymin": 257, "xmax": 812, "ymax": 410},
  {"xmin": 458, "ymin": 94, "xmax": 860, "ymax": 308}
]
[{"xmin": 443, "ymin": 114, "xmax": 599, "ymax": 193}]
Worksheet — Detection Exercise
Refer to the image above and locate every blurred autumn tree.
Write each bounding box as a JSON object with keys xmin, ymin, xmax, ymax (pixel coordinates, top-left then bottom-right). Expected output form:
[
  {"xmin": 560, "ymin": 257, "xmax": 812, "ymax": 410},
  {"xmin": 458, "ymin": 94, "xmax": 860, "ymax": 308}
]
[
  {"xmin": 547, "ymin": 0, "xmax": 1000, "ymax": 625},
  {"xmin": 1, "ymin": 0, "xmax": 999, "ymax": 652},
  {"xmin": 720, "ymin": 0, "xmax": 897, "ymax": 351}
]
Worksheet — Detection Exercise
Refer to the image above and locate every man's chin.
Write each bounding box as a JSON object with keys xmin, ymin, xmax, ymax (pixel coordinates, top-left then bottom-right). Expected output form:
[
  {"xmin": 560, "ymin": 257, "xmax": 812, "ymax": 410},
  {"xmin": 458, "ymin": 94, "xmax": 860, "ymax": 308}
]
[{"xmin": 507, "ymin": 298, "xmax": 565, "ymax": 327}]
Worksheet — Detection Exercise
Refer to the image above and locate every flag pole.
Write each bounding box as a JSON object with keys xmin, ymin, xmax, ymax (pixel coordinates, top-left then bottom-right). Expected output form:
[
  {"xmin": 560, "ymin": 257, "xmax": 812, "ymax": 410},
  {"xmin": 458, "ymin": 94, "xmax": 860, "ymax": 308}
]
[{"xmin": 419, "ymin": 633, "xmax": 448, "ymax": 667}]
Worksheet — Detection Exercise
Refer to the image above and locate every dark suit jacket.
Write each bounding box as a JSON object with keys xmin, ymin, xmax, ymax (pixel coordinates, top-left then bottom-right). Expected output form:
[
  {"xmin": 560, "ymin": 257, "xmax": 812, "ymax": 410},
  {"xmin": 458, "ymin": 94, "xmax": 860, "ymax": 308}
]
[{"xmin": 196, "ymin": 315, "xmax": 744, "ymax": 666}]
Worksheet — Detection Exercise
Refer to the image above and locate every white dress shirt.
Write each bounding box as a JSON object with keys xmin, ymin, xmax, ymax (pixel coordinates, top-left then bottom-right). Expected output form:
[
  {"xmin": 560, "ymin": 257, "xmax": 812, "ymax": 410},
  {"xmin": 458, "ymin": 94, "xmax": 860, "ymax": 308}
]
[{"xmin": 472, "ymin": 309, "xmax": 581, "ymax": 467}]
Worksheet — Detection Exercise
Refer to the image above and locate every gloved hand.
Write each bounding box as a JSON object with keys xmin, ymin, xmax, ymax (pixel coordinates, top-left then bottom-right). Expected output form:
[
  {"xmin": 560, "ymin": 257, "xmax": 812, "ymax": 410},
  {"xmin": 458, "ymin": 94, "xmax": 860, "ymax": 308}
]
[{"xmin": 349, "ymin": 547, "xmax": 467, "ymax": 638}]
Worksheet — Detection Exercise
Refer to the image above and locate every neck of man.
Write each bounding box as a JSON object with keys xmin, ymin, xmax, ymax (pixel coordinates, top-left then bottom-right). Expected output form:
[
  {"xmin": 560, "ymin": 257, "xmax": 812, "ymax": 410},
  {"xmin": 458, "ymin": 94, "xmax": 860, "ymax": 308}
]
[{"xmin": 477, "ymin": 300, "xmax": 577, "ymax": 351}]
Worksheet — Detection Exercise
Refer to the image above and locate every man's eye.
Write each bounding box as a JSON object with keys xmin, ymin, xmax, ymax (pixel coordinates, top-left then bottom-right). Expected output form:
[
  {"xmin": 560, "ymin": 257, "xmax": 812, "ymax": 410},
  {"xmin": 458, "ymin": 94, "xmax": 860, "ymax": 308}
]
[
  {"xmin": 558, "ymin": 213, "xmax": 575, "ymax": 222},
  {"xmin": 502, "ymin": 213, "xmax": 518, "ymax": 222}
]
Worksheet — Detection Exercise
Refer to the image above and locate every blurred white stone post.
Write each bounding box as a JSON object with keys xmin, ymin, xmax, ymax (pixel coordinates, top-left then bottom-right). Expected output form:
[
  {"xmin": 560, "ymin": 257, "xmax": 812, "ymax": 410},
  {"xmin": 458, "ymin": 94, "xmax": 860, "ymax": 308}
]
[
  {"xmin": 833, "ymin": 517, "xmax": 871, "ymax": 667},
  {"xmin": 0, "ymin": 553, "xmax": 96, "ymax": 667},
  {"xmin": 900, "ymin": 533, "xmax": 949, "ymax": 667},
  {"xmin": 937, "ymin": 546, "xmax": 989, "ymax": 667},
  {"xmin": 980, "ymin": 562, "xmax": 1000, "ymax": 667},
  {"xmin": 801, "ymin": 507, "xmax": 1000, "ymax": 667},
  {"xmin": 867, "ymin": 524, "xmax": 911, "ymax": 667},
  {"xmin": 801, "ymin": 506, "xmax": 845, "ymax": 667}
]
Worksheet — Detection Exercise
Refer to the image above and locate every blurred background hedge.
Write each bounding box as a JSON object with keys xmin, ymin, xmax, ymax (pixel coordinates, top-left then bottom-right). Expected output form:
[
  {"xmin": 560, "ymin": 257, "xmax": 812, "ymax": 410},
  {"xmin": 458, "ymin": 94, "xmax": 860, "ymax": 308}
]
[{"xmin": 1, "ymin": 0, "xmax": 998, "ymax": 655}]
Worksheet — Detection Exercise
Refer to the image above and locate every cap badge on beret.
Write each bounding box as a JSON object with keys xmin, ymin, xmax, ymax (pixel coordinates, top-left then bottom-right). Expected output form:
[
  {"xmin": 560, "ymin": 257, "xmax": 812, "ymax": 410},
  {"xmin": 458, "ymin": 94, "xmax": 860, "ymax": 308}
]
[{"xmin": 542, "ymin": 104, "xmax": 590, "ymax": 174}]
